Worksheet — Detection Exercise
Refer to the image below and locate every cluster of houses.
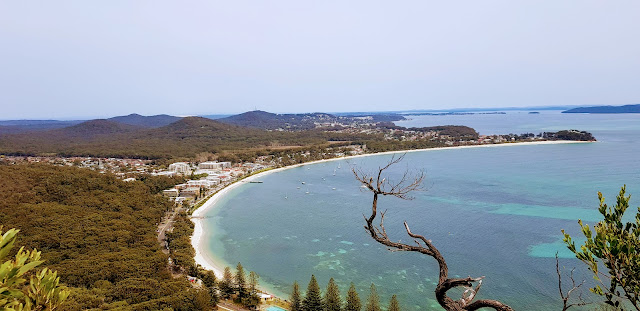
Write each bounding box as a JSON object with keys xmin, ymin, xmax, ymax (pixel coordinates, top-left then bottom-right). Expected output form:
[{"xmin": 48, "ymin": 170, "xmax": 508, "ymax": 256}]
[
  {"xmin": 0, "ymin": 155, "xmax": 153, "ymax": 176},
  {"xmin": 157, "ymin": 161, "xmax": 268, "ymax": 201}
]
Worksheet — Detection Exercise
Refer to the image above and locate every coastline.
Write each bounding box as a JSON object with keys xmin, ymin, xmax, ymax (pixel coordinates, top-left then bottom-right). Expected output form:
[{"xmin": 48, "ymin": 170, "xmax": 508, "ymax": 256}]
[{"xmin": 190, "ymin": 140, "xmax": 590, "ymax": 279}]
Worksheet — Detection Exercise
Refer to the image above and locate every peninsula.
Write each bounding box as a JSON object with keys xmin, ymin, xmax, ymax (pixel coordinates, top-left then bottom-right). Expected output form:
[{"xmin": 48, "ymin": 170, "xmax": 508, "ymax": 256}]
[{"xmin": 562, "ymin": 104, "xmax": 640, "ymax": 114}]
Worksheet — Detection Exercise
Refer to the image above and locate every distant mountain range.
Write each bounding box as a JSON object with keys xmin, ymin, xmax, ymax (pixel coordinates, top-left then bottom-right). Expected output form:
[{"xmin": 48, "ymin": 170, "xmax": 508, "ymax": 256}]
[
  {"xmin": 562, "ymin": 104, "xmax": 640, "ymax": 114},
  {"xmin": 0, "ymin": 114, "xmax": 376, "ymax": 158},
  {"xmin": 0, "ymin": 111, "xmax": 405, "ymax": 134},
  {"xmin": 0, "ymin": 114, "xmax": 181, "ymax": 135}
]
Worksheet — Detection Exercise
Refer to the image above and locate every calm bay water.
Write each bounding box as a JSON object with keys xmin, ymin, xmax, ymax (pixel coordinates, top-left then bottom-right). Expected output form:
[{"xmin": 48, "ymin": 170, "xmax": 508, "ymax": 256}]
[{"xmin": 200, "ymin": 111, "xmax": 640, "ymax": 310}]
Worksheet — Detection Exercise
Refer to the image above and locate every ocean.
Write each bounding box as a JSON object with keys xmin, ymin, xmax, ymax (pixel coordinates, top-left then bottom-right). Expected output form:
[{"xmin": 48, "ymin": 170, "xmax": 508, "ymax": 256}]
[{"xmin": 197, "ymin": 111, "xmax": 640, "ymax": 310}]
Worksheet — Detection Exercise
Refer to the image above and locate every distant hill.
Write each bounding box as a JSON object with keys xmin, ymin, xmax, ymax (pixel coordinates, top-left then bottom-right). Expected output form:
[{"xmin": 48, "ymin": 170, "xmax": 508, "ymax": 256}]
[
  {"xmin": 108, "ymin": 113, "xmax": 182, "ymax": 128},
  {"xmin": 53, "ymin": 119, "xmax": 143, "ymax": 139},
  {"xmin": 0, "ymin": 120, "xmax": 83, "ymax": 134},
  {"xmin": 218, "ymin": 110, "xmax": 405, "ymax": 130},
  {"xmin": 218, "ymin": 110, "xmax": 319, "ymax": 130},
  {"xmin": 148, "ymin": 116, "xmax": 260, "ymax": 138},
  {"xmin": 562, "ymin": 104, "xmax": 640, "ymax": 114},
  {"xmin": 409, "ymin": 125, "xmax": 478, "ymax": 138}
]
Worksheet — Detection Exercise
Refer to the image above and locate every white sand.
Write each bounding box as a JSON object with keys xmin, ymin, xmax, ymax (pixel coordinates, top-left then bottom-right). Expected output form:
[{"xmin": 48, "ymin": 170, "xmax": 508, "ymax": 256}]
[{"xmin": 190, "ymin": 140, "xmax": 591, "ymax": 278}]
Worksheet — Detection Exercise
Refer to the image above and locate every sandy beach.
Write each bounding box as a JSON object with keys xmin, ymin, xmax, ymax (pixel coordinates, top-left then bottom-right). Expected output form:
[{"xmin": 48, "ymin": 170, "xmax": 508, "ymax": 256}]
[{"xmin": 190, "ymin": 140, "xmax": 590, "ymax": 279}]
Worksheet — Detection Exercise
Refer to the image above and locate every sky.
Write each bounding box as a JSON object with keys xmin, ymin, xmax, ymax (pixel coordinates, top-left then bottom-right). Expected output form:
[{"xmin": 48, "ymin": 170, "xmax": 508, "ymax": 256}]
[{"xmin": 1, "ymin": 1, "xmax": 639, "ymax": 120}]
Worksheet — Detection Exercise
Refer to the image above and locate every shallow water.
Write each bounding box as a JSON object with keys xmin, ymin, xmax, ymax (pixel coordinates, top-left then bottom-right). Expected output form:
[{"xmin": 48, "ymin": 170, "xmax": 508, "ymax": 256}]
[{"xmin": 199, "ymin": 111, "xmax": 640, "ymax": 310}]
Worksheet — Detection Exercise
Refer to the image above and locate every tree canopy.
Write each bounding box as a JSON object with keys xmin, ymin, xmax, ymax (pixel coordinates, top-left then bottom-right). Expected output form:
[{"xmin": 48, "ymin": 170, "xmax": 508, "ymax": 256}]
[
  {"xmin": 345, "ymin": 282, "xmax": 362, "ymax": 311},
  {"xmin": 324, "ymin": 278, "xmax": 342, "ymax": 311},
  {"xmin": 0, "ymin": 163, "xmax": 211, "ymax": 310},
  {"xmin": 303, "ymin": 275, "xmax": 323, "ymax": 311},
  {"xmin": 563, "ymin": 186, "xmax": 640, "ymax": 310}
]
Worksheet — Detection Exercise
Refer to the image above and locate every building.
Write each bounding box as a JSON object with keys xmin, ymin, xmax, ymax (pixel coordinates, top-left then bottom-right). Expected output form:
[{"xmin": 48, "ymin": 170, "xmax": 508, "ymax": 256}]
[
  {"xmin": 153, "ymin": 171, "xmax": 177, "ymax": 177},
  {"xmin": 259, "ymin": 293, "xmax": 274, "ymax": 303},
  {"xmin": 198, "ymin": 161, "xmax": 224, "ymax": 170},
  {"xmin": 205, "ymin": 175, "xmax": 221, "ymax": 184},
  {"xmin": 187, "ymin": 179, "xmax": 215, "ymax": 188},
  {"xmin": 180, "ymin": 187, "xmax": 201, "ymax": 197},
  {"xmin": 163, "ymin": 189, "xmax": 179, "ymax": 197},
  {"xmin": 168, "ymin": 162, "xmax": 192, "ymax": 175},
  {"xmin": 174, "ymin": 183, "xmax": 189, "ymax": 190}
]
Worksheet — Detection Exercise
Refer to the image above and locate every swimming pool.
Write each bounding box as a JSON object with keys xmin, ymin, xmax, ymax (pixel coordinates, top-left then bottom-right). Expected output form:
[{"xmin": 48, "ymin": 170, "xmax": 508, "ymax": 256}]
[{"xmin": 266, "ymin": 306, "xmax": 288, "ymax": 311}]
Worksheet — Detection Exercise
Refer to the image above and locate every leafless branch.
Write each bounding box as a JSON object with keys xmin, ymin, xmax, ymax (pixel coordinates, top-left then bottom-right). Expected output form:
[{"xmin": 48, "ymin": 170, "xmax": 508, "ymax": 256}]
[
  {"xmin": 556, "ymin": 253, "xmax": 590, "ymax": 311},
  {"xmin": 352, "ymin": 155, "xmax": 513, "ymax": 311}
]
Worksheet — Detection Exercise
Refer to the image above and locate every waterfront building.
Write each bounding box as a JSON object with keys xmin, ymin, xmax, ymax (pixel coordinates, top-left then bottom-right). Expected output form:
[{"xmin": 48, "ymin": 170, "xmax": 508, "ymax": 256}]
[
  {"xmin": 168, "ymin": 162, "xmax": 192, "ymax": 175},
  {"xmin": 180, "ymin": 187, "xmax": 201, "ymax": 197},
  {"xmin": 198, "ymin": 161, "xmax": 224, "ymax": 170}
]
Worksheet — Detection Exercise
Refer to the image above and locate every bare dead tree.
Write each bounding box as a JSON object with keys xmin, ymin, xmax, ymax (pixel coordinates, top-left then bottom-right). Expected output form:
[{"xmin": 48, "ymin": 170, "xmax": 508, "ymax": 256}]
[
  {"xmin": 556, "ymin": 253, "xmax": 590, "ymax": 311},
  {"xmin": 352, "ymin": 154, "xmax": 514, "ymax": 311}
]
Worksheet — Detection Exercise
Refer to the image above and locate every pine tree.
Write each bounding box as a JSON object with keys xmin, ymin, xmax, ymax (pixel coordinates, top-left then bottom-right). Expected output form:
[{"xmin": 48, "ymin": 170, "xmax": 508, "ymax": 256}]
[
  {"xmin": 365, "ymin": 283, "xmax": 381, "ymax": 311},
  {"xmin": 324, "ymin": 278, "xmax": 342, "ymax": 311},
  {"xmin": 220, "ymin": 266, "xmax": 235, "ymax": 299},
  {"xmin": 239, "ymin": 271, "xmax": 261, "ymax": 309},
  {"xmin": 345, "ymin": 283, "xmax": 361, "ymax": 311},
  {"xmin": 290, "ymin": 281, "xmax": 303, "ymax": 311},
  {"xmin": 198, "ymin": 267, "xmax": 217, "ymax": 288},
  {"xmin": 303, "ymin": 275, "xmax": 324, "ymax": 311},
  {"xmin": 249, "ymin": 271, "xmax": 260, "ymax": 295},
  {"xmin": 387, "ymin": 295, "xmax": 400, "ymax": 311},
  {"xmin": 235, "ymin": 262, "xmax": 248, "ymax": 298}
]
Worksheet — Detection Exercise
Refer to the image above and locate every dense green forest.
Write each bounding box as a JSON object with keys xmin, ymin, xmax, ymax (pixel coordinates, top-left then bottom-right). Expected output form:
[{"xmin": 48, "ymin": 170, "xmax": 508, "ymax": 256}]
[{"xmin": 0, "ymin": 163, "xmax": 213, "ymax": 310}]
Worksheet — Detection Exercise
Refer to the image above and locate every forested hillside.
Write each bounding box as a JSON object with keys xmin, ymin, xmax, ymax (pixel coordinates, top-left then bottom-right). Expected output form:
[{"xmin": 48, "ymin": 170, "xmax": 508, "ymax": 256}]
[
  {"xmin": 0, "ymin": 116, "xmax": 376, "ymax": 159},
  {"xmin": 109, "ymin": 113, "xmax": 182, "ymax": 128},
  {"xmin": 0, "ymin": 163, "xmax": 212, "ymax": 310}
]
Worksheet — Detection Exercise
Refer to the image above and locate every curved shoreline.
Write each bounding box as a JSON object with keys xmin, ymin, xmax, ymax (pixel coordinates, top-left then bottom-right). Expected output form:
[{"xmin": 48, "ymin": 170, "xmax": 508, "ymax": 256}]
[{"xmin": 190, "ymin": 140, "xmax": 590, "ymax": 279}]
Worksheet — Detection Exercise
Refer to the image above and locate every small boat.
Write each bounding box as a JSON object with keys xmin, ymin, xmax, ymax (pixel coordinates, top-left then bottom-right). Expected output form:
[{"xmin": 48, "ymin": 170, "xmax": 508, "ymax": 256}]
[
  {"xmin": 297, "ymin": 186, "xmax": 301, "ymax": 189},
  {"xmin": 249, "ymin": 181, "xmax": 263, "ymax": 183},
  {"xmin": 305, "ymin": 191, "xmax": 310, "ymax": 194},
  {"xmin": 301, "ymin": 182, "xmax": 306, "ymax": 184},
  {"xmin": 332, "ymin": 188, "xmax": 336, "ymax": 190}
]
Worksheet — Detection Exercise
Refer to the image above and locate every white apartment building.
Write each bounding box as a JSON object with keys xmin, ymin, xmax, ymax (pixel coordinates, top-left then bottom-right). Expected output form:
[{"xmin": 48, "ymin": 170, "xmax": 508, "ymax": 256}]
[
  {"xmin": 186, "ymin": 179, "xmax": 216, "ymax": 188},
  {"xmin": 198, "ymin": 161, "xmax": 223, "ymax": 170},
  {"xmin": 168, "ymin": 162, "xmax": 192, "ymax": 175}
]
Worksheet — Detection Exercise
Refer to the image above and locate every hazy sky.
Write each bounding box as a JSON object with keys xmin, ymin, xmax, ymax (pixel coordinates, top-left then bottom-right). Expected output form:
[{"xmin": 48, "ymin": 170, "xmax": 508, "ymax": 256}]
[{"xmin": 1, "ymin": 1, "xmax": 639, "ymax": 119}]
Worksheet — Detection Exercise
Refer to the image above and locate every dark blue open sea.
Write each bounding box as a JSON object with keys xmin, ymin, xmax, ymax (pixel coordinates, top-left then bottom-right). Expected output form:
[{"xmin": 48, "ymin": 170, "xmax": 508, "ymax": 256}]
[{"xmin": 199, "ymin": 111, "xmax": 640, "ymax": 310}]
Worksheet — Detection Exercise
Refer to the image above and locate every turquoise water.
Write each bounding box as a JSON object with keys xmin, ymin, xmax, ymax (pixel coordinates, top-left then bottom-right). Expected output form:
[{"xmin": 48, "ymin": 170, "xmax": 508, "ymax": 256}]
[
  {"xmin": 200, "ymin": 111, "xmax": 640, "ymax": 310},
  {"xmin": 266, "ymin": 306, "xmax": 287, "ymax": 311}
]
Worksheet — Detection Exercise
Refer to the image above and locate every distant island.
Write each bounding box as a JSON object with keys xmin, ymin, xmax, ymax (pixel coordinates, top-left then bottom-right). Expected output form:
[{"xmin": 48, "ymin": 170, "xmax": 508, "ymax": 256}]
[{"xmin": 562, "ymin": 104, "xmax": 640, "ymax": 114}]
